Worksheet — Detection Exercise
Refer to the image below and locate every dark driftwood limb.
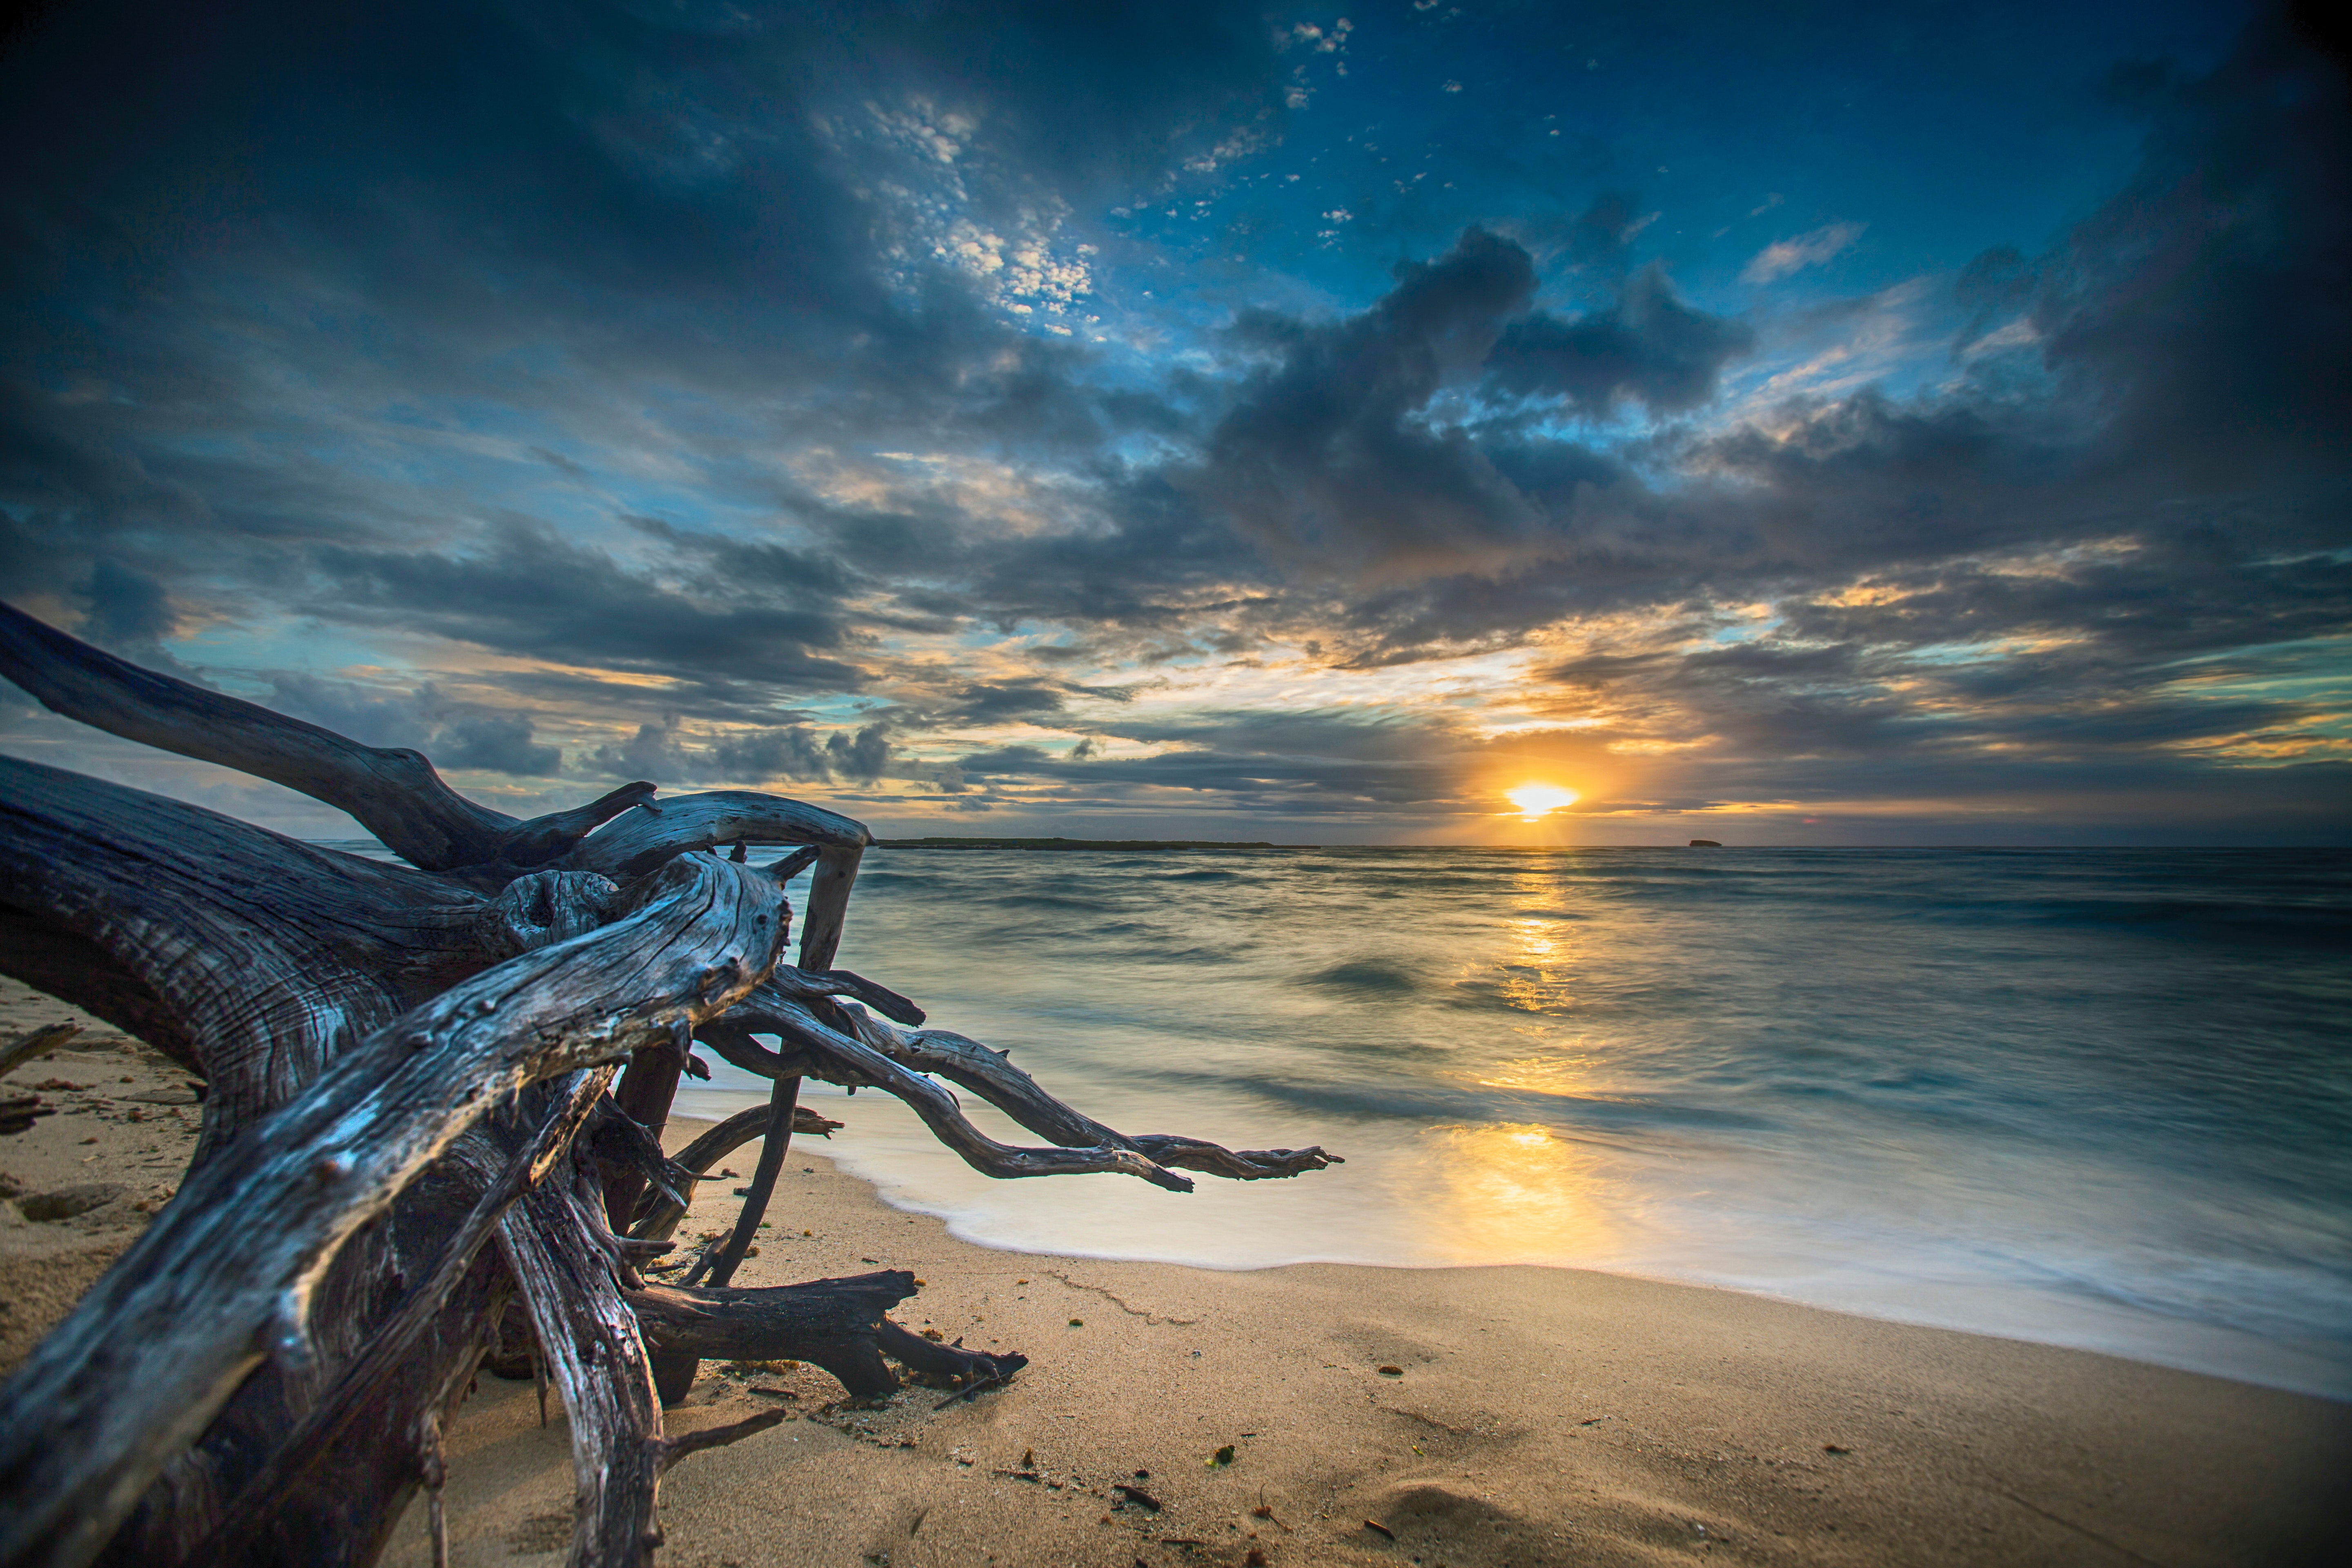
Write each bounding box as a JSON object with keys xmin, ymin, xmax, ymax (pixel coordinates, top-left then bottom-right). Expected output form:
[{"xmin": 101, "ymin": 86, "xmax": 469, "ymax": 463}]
[
  {"xmin": 659, "ymin": 1069, "xmax": 800, "ymax": 1403},
  {"xmin": 627, "ymin": 1270, "xmax": 1020, "ymax": 1399},
  {"xmin": 702, "ymin": 1074, "xmax": 797, "ymax": 1290},
  {"xmin": 836, "ymin": 1007, "xmax": 1342, "ymax": 1180},
  {"xmin": 692, "ymin": 1000, "xmax": 1192, "ymax": 1189},
  {"xmin": 627, "ymin": 1104, "xmax": 837, "ymax": 1246},
  {"xmin": 706, "ymin": 985, "xmax": 1342, "ymax": 1187},
  {"xmin": 0, "ymin": 1022, "xmax": 80, "ymax": 1078},
  {"xmin": 185, "ymin": 1070, "xmax": 614, "ymax": 1564},
  {"xmin": 657, "ymin": 1409, "xmax": 788, "ymax": 1472},
  {"xmin": 0, "ymin": 600, "xmax": 652, "ymax": 879},
  {"xmin": 0, "ymin": 755, "xmax": 494, "ymax": 1156},
  {"xmin": 760, "ymin": 964, "xmax": 925, "ymax": 1025},
  {"xmin": 601, "ymin": 1047, "xmax": 686, "ymax": 1229},
  {"xmin": 0, "ymin": 853, "xmax": 785, "ymax": 1568},
  {"xmin": 794, "ymin": 844, "xmax": 863, "ymax": 971},
  {"xmin": 501, "ymin": 1179, "xmax": 667, "ymax": 1568},
  {"xmin": 551, "ymin": 793, "xmax": 870, "ymax": 882}
]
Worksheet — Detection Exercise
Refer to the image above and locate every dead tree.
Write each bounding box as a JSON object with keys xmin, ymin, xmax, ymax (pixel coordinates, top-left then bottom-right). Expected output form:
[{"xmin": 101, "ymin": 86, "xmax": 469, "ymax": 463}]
[{"xmin": 0, "ymin": 601, "xmax": 1338, "ymax": 1568}]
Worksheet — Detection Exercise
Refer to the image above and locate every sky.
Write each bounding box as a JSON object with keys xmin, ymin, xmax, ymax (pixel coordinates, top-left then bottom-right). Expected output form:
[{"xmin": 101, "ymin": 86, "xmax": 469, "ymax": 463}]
[{"xmin": 2, "ymin": 0, "xmax": 2347, "ymax": 846}]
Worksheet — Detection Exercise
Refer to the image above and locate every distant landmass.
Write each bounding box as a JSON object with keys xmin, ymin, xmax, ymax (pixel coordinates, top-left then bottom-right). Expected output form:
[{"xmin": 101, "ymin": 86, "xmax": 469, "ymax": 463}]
[{"xmin": 879, "ymin": 836, "xmax": 1319, "ymax": 851}]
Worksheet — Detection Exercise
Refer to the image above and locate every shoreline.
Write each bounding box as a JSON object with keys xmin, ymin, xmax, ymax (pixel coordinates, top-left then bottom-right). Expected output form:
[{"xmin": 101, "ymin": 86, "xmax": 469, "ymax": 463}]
[
  {"xmin": 674, "ymin": 1078, "xmax": 2352, "ymax": 1406},
  {"xmin": 8, "ymin": 997, "xmax": 2349, "ymax": 1564},
  {"xmin": 425, "ymin": 1114, "xmax": 2352, "ymax": 1567}
]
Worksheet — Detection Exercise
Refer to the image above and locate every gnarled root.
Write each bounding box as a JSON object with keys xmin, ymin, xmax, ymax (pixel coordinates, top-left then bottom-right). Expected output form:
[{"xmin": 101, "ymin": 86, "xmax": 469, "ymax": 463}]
[{"xmin": 629, "ymin": 1270, "xmax": 1026, "ymax": 1402}]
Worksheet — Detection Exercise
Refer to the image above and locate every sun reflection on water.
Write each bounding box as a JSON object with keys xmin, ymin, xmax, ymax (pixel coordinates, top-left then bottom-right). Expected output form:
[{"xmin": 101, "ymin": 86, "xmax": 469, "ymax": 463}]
[{"xmin": 1418, "ymin": 1122, "xmax": 1625, "ymax": 1264}]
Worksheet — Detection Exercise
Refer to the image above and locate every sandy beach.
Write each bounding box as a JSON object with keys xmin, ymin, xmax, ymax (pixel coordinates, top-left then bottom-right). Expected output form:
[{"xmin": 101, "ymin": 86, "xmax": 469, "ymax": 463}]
[{"xmin": 5, "ymin": 980, "xmax": 2346, "ymax": 1568}]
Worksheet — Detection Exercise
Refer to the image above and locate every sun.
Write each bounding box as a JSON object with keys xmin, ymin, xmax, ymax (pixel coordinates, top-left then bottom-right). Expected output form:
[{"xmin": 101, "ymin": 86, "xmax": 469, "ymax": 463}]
[{"xmin": 1504, "ymin": 782, "xmax": 1580, "ymax": 821}]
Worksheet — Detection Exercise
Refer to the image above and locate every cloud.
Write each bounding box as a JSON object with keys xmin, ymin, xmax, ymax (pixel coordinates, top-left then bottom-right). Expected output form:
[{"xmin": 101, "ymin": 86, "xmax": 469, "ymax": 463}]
[
  {"xmin": 265, "ymin": 673, "xmax": 564, "ymax": 776},
  {"xmin": 713, "ymin": 722, "xmax": 891, "ymax": 785},
  {"xmin": 80, "ymin": 560, "xmax": 177, "ymax": 650},
  {"xmin": 1485, "ymin": 264, "xmax": 1753, "ymax": 419},
  {"xmin": 0, "ymin": 3, "xmax": 2345, "ymax": 843},
  {"xmin": 1741, "ymin": 221, "xmax": 1866, "ymax": 283},
  {"xmin": 1199, "ymin": 226, "xmax": 1542, "ymax": 577},
  {"xmin": 430, "ymin": 712, "xmax": 563, "ymax": 777},
  {"xmin": 312, "ymin": 521, "xmax": 867, "ymax": 691},
  {"xmin": 579, "ymin": 714, "xmax": 891, "ymax": 787}
]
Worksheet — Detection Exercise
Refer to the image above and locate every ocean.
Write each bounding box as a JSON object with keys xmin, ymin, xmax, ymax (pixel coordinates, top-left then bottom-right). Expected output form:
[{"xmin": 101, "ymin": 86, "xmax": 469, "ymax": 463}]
[{"xmin": 352, "ymin": 841, "xmax": 2352, "ymax": 1398}]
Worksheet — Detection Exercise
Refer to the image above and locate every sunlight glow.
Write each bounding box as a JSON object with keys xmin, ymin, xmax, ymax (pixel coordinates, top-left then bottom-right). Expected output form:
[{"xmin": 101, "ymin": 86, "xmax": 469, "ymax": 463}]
[{"xmin": 1504, "ymin": 782, "xmax": 1580, "ymax": 820}]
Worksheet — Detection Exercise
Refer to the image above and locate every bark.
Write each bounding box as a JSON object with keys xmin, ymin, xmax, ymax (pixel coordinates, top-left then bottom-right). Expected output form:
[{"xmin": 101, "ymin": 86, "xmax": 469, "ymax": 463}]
[
  {"xmin": 0, "ymin": 598, "xmax": 1334, "ymax": 1568},
  {"xmin": 0, "ymin": 851, "xmax": 786, "ymax": 1568}
]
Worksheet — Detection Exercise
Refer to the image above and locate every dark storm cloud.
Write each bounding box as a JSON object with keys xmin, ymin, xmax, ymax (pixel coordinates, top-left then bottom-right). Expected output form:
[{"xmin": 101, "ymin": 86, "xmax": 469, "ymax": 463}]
[
  {"xmin": 951, "ymin": 740, "xmax": 1462, "ymax": 810},
  {"xmin": 80, "ymin": 561, "xmax": 178, "ymax": 650},
  {"xmin": 2016, "ymin": 14, "xmax": 2352, "ymax": 485},
  {"xmin": 312, "ymin": 521, "xmax": 866, "ymax": 689},
  {"xmin": 1201, "ymin": 227, "xmax": 1543, "ymax": 576},
  {"xmin": 431, "ymin": 713, "xmax": 565, "ymax": 777},
  {"xmin": 265, "ymin": 673, "xmax": 565, "ymax": 776},
  {"xmin": 714, "ymin": 722, "xmax": 891, "ymax": 786},
  {"xmin": 1485, "ymin": 266, "xmax": 1755, "ymax": 420},
  {"xmin": 580, "ymin": 715, "xmax": 890, "ymax": 786},
  {"xmin": 0, "ymin": 0, "xmax": 1289, "ymax": 620}
]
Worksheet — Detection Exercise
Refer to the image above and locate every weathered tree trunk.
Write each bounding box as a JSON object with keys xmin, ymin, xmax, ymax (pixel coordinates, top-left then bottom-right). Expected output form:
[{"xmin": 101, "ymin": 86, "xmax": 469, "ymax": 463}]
[{"xmin": 0, "ymin": 599, "xmax": 1334, "ymax": 1568}]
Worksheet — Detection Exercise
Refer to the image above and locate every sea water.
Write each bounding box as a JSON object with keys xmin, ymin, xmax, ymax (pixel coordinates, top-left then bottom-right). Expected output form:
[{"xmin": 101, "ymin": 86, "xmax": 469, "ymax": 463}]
[{"xmin": 346, "ymin": 842, "xmax": 2352, "ymax": 1397}]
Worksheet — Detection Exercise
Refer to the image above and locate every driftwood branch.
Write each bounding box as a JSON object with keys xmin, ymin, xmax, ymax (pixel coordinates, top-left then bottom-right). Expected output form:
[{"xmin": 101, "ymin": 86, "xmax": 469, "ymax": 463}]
[
  {"xmin": 0, "ymin": 853, "xmax": 785, "ymax": 1568},
  {"xmin": 837, "ymin": 1007, "xmax": 1341, "ymax": 1180},
  {"xmin": 501, "ymin": 1178, "xmax": 667, "ymax": 1568},
  {"xmin": 0, "ymin": 1022, "xmax": 80, "ymax": 1078},
  {"xmin": 695, "ymin": 1074, "xmax": 798, "ymax": 1291},
  {"xmin": 185, "ymin": 1070, "xmax": 615, "ymax": 1564},
  {"xmin": 699, "ymin": 987, "xmax": 1340, "ymax": 1185},
  {"xmin": 0, "ymin": 597, "xmax": 1334, "ymax": 1568},
  {"xmin": 627, "ymin": 1269, "xmax": 1024, "ymax": 1399},
  {"xmin": 704, "ymin": 993, "xmax": 1194, "ymax": 1190},
  {"xmin": 627, "ymin": 1104, "xmax": 839, "ymax": 1245},
  {"xmin": 0, "ymin": 600, "xmax": 653, "ymax": 878}
]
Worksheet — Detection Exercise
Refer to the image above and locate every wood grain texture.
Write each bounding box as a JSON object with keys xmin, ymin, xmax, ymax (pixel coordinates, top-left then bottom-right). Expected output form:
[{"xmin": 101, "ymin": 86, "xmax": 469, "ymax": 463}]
[{"xmin": 0, "ymin": 853, "xmax": 786, "ymax": 1568}]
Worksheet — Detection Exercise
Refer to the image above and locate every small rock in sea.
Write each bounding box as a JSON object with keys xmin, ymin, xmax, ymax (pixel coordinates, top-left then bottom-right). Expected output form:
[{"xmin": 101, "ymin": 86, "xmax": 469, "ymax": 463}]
[
  {"xmin": 19, "ymin": 1183, "xmax": 127, "ymax": 1222},
  {"xmin": 1689, "ymin": 838, "xmax": 1724, "ymax": 847},
  {"xmin": 1377, "ymin": 1365, "xmax": 1404, "ymax": 1376}
]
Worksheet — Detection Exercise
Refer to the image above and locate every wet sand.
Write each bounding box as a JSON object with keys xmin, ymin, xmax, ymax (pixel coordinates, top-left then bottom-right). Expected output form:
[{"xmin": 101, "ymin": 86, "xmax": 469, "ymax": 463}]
[
  {"xmin": 387, "ymin": 1114, "xmax": 2349, "ymax": 1568},
  {"xmin": 6, "ymin": 982, "xmax": 2345, "ymax": 1567}
]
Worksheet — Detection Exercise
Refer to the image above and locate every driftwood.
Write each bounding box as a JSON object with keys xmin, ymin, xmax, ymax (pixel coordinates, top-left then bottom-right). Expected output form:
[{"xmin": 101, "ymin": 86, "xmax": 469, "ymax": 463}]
[{"xmin": 0, "ymin": 599, "xmax": 1336, "ymax": 1568}]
